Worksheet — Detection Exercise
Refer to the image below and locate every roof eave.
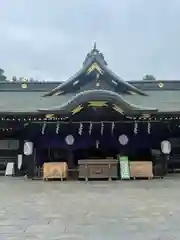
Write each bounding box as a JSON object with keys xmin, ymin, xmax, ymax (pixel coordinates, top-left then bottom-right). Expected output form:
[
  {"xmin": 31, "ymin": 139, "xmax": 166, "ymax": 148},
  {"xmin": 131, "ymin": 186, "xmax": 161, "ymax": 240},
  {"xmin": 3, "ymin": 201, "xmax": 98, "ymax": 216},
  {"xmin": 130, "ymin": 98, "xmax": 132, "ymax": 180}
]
[
  {"xmin": 100, "ymin": 64, "xmax": 147, "ymax": 96},
  {"xmin": 43, "ymin": 57, "xmax": 96, "ymax": 97}
]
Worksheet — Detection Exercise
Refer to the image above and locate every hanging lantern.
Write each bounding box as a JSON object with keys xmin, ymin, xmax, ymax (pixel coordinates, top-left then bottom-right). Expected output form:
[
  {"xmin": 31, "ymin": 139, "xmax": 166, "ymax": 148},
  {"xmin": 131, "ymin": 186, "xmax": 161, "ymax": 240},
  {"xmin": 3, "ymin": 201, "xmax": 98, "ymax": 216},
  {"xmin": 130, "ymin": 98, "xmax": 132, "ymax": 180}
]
[
  {"xmin": 134, "ymin": 122, "xmax": 138, "ymax": 134},
  {"xmin": 161, "ymin": 140, "xmax": 171, "ymax": 154},
  {"xmin": 65, "ymin": 135, "xmax": 75, "ymax": 145},
  {"xmin": 78, "ymin": 123, "xmax": 83, "ymax": 135},
  {"xmin": 119, "ymin": 134, "xmax": 129, "ymax": 145},
  {"xmin": 41, "ymin": 122, "xmax": 47, "ymax": 135},
  {"xmin": 56, "ymin": 121, "xmax": 60, "ymax": 134},
  {"xmin": 24, "ymin": 141, "xmax": 33, "ymax": 156},
  {"xmin": 111, "ymin": 122, "xmax": 115, "ymax": 135},
  {"xmin": 147, "ymin": 122, "xmax": 151, "ymax": 134},
  {"xmin": 89, "ymin": 122, "xmax": 93, "ymax": 135},
  {"xmin": 100, "ymin": 122, "xmax": 104, "ymax": 135}
]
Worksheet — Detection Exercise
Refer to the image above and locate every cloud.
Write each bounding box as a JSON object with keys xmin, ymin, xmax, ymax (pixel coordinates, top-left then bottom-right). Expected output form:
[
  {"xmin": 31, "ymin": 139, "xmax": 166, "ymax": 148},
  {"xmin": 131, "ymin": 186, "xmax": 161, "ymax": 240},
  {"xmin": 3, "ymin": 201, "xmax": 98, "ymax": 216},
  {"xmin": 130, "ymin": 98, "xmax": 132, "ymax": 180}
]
[{"xmin": 0, "ymin": 0, "xmax": 180, "ymax": 80}]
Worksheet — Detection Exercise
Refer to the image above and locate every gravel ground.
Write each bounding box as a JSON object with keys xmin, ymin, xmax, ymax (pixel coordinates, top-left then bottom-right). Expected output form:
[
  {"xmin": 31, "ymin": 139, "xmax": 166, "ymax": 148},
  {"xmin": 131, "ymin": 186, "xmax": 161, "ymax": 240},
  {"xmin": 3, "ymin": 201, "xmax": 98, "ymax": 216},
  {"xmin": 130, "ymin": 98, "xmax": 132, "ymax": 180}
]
[{"xmin": 0, "ymin": 176, "xmax": 180, "ymax": 239}]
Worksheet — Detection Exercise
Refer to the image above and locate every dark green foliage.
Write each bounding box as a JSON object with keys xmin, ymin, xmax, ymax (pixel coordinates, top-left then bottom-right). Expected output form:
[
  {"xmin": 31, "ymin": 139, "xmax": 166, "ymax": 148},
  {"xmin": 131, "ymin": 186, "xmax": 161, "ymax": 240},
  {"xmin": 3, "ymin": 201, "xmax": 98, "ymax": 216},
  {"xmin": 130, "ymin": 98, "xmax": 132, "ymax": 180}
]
[
  {"xmin": 0, "ymin": 68, "xmax": 7, "ymax": 81},
  {"xmin": 12, "ymin": 76, "xmax": 17, "ymax": 82}
]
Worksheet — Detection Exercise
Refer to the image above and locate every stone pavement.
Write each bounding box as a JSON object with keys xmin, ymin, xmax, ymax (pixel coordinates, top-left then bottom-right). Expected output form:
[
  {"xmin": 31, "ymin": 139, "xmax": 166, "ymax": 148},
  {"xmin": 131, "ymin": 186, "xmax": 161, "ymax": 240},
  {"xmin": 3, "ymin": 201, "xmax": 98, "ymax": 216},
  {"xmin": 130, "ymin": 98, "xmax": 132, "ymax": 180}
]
[{"xmin": 0, "ymin": 177, "xmax": 180, "ymax": 239}]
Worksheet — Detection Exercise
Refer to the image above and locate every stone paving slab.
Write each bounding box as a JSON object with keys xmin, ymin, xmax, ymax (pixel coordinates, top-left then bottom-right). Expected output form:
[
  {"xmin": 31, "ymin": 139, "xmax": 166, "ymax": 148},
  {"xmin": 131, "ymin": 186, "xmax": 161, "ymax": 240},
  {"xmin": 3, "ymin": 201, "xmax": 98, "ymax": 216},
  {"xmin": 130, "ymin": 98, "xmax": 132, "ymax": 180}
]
[{"xmin": 0, "ymin": 177, "xmax": 180, "ymax": 239}]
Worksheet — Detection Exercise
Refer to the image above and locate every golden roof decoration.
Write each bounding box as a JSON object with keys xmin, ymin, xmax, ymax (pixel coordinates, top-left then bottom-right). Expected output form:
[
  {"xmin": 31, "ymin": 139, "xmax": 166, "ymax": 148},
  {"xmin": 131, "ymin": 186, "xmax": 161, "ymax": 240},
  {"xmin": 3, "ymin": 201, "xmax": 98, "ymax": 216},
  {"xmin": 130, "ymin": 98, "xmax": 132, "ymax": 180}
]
[
  {"xmin": 158, "ymin": 82, "xmax": 164, "ymax": 88},
  {"xmin": 87, "ymin": 63, "xmax": 103, "ymax": 75},
  {"xmin": 71, "ymin": 105, "xmax": 84, "ymax": 115},
  {"xmin": 21, "ymin": 83, "xmax": 28, "ymax": 89}
]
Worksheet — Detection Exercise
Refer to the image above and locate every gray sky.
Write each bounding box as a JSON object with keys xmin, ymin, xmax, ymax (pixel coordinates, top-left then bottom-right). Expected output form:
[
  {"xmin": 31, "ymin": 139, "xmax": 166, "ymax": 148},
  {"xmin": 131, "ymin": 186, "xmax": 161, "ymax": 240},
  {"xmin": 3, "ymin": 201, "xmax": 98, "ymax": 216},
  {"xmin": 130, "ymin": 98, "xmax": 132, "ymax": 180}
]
[{"xmin": 0, "ymin": 0, "xmax": 180, "ymax": 81}]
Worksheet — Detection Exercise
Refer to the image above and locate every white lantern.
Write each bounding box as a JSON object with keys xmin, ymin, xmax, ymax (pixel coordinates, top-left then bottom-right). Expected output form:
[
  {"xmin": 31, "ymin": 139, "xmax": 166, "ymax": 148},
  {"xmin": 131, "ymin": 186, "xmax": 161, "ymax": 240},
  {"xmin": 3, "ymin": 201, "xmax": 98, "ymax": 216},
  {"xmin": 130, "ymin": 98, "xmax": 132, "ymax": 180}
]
[
  {"xmin": 119, "ymin": 134, "xmax": 129, "ymax": 145},
  {"xmin": 24, "ymin": 141, "xmax": 33, "ymax": 156},
  {"xmin": 161, "ymin": 140, "xmax": 171, "ymax": 154},
  {"xmin": 65, "ymin": 135, "xmax": 75, "ymax": 145}
]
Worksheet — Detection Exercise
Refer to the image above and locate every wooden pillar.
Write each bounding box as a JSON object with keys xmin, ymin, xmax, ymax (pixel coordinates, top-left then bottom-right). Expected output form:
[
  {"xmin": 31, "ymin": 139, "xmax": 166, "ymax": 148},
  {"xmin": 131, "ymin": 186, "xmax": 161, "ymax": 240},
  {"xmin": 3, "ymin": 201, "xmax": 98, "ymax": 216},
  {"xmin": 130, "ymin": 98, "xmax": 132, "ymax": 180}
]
[
  {"xmin": 67, "ymin": 150, "xmax": 74, "ymax": 169},
  {"xmin": 26, "ymin": 147, "xmax": 36, "ymax": 179},
  {"xmin": 22, "ymin": 141, "xmax": 36, "ymax": 179},
  {"xmin": 16, "ymin": 138, "xmax": 24, "ymax": 176},
  {"xmin": 163, "ymin": 154, "xmax": 169, "ymax": 175}
]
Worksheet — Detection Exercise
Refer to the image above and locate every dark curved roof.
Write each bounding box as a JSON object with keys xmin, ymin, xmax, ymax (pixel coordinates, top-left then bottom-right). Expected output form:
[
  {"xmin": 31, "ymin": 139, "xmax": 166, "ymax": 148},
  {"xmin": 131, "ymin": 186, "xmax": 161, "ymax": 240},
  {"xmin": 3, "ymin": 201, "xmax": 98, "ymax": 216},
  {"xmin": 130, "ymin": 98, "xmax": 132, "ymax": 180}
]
[
  {"xmin": 44, "ymin": 45, "xmax": 147, "ymax": 97},
  {"xmin": 100, "ymin": 64, "xmax": 146, "ymax": 96},
  {"xmin": 39, "ymin": 89, "xmax": 157, "ymax": 114},
  {"xmin": 0, "ymin": 80, "xmax": 180, "ymax": 92},
  {"xmin": 0, "ymin": 82, "xmax": 179, "ymax": 114}
]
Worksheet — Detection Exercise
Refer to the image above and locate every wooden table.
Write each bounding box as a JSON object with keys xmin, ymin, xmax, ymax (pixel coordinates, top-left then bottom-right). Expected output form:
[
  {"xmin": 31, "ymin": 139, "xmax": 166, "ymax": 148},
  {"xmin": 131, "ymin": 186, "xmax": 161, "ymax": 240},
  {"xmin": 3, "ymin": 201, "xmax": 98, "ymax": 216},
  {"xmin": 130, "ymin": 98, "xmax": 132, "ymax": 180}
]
[
  {"xmin": 43, "ymin": 162, "xmax": 68, "ymax": 181},
  {"xmin": 129, "ymin": 161, "xmax": 153, "ymax": 179},
  {"xmin": 78, "ymin": 159, "xmax": 118, "ymax": 180}
]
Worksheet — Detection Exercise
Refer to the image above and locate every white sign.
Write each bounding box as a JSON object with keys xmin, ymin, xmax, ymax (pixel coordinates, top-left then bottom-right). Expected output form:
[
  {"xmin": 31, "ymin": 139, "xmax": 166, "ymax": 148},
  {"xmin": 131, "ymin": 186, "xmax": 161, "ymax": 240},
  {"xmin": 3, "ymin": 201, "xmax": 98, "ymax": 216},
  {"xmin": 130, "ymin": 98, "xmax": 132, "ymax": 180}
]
[
  {"xmin": 18, "ymin": 154, "xmax": 23, "ymax": 169},
  {"xmin": 24, "ymin": 141, "xmax": 33, "ymax": 155},
  {"xmin": 5, "ymin": 162, "xmax": 15, "ymax": 176},
  {"xmin": 65, "ymin": 135, "xmax": 75, "ymax": 145},
  {"xmin": 161, "ymin": 140, "xmax": 171, "ymax": 154}
]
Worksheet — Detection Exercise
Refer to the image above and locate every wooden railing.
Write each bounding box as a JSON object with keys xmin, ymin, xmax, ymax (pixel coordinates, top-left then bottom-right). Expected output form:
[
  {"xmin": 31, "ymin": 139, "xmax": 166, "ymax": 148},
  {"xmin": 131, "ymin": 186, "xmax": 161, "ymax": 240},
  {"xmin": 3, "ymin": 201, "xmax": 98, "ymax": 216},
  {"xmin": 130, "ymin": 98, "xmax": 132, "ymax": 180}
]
[{"xmin": 34, "ymin": 166, "xmax": 43, "ymax": 179}]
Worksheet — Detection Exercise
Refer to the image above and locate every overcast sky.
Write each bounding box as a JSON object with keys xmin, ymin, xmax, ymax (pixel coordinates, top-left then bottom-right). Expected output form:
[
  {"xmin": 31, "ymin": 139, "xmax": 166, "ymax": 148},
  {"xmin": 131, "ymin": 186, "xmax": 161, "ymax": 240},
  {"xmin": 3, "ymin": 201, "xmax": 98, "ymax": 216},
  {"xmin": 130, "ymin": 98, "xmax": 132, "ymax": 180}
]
[{"xmin": 0, "ymin": 0, "xmax": 180, "ymax": 81}]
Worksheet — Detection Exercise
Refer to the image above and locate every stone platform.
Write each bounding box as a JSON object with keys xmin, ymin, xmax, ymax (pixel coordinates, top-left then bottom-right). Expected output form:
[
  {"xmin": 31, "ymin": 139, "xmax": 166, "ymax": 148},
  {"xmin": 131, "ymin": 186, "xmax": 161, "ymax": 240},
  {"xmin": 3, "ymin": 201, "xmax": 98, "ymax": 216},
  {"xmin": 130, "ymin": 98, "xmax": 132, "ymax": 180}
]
[{"xmin": 0, "ymin": 176, "xmax": 180, "ymax": 239}]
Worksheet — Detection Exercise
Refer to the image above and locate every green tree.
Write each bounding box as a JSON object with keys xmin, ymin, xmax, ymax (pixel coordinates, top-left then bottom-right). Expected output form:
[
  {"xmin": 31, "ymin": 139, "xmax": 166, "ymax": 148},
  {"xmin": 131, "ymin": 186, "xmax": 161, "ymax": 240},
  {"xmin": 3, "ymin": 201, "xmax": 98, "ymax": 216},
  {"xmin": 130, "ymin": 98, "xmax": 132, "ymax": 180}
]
[
  {"xmin": 18, "ymin": 77, "xmax": 23, "ymax": 82},
  {"xmin": 0, "ymin": 68, "xmax": 7, "ymax": 81},
  {"xmin": 29, "ymin": 77, "xmax": 35, "ymax": 82},
  {"xmin": 12, "ymin": 76, "xmax": 17, "ymax": 82},
  {"xmin": 143, "ymin": 74, "xmax": 156, "ymax": 81}
]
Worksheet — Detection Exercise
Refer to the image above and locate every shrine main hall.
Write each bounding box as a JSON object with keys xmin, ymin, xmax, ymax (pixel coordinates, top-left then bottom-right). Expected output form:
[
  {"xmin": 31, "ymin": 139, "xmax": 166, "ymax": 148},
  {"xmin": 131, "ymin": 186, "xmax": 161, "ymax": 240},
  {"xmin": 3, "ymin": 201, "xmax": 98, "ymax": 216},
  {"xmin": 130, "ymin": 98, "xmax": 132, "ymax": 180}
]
[{"xmin": 0, "ymin": 45, "xmax": 180, "ymax": 179}]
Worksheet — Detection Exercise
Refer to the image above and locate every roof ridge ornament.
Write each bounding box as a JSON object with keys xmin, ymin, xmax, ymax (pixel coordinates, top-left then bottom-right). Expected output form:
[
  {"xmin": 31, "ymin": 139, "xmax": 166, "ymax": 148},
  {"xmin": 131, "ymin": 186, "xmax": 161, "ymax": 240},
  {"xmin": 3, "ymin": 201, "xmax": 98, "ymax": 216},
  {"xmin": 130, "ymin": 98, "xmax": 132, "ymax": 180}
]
[
  {"xmin": 93, "ymin": 42, "xmax": 97, "ymax": 50},
  {"xmin": 82, "ymin": 43, "xmax": 107, "ymax": 66},
  {"xmin": 43, "ymin": 45, "xmax": 147, "ymax": 97}
]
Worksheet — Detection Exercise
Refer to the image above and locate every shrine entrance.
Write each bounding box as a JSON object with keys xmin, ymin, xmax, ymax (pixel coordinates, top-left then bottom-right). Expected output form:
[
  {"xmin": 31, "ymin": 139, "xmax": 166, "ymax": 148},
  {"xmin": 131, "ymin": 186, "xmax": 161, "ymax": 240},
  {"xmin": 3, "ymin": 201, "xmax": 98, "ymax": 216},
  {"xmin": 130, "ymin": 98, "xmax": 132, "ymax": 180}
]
[
  {"xmin": 73, "ymin": 147, "xmax": 119, "ymax": 165},
  {"xmin": 26, "ymin": 99, "xmax": 167, "ymax": 180}
]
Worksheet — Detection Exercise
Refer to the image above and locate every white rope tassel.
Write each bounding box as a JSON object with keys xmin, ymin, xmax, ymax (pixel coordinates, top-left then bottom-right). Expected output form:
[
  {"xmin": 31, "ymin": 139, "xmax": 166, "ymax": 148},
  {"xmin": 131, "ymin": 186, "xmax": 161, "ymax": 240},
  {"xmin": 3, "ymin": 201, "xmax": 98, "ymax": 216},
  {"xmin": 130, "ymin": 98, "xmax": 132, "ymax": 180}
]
[
  {"xmin": 111, "ymin": 122, "xmax": 115, "ymax": 135},
  {"xmin": 78, "ymin": 123, "xmax": 83, "ymax": 135},
  {"xmin": 147, "ymin": 122, "xmax": 151, "ymax": 134},
  {"xmin": 96, "ymin": 140, "xmax": 100, "ymax": 149},
  {"xmin": 134, "ymin": 122, "xmax": 138, "ymax": 135},
  {"xmin": 89, "ymin": 122, "xmax": 93, "ymax": 135},
  {"xmin": 100, "ymin": 122, "xmax": 104, "ymax": 135},
  {"xmin": 41, "ymin": 122, "xmax": 46, "ymax": 135},
  {"xmin": 56, "ymin": 121, "xmax": 60, "ymax": 134}
]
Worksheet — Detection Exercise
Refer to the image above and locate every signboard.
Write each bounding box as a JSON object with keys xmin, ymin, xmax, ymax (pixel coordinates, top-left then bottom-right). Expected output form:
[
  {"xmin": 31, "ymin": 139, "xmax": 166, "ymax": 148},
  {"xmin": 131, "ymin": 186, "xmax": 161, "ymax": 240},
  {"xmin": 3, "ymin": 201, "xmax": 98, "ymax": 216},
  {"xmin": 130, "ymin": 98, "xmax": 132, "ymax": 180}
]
[
  {"xmin": 5, "ymin": 162, "xmax": 15, "ymax": 176},
  {"xmin": 119, "ymin": 155, "xmax": 130, "ymax": 179}
]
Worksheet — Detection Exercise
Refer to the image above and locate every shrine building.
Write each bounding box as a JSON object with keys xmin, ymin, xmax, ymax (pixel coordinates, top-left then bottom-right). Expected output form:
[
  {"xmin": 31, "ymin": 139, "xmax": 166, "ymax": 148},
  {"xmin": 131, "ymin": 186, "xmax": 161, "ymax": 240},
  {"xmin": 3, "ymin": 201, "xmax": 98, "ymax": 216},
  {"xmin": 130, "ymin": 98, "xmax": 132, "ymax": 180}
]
[{"xmin": 0, "ymin": 44, "xmax": 180, "ymax": 179}]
